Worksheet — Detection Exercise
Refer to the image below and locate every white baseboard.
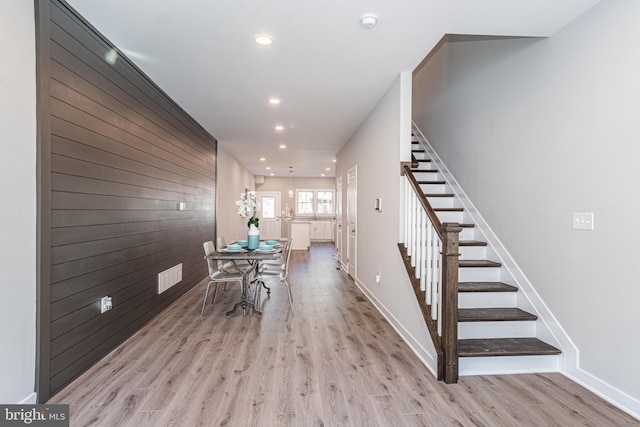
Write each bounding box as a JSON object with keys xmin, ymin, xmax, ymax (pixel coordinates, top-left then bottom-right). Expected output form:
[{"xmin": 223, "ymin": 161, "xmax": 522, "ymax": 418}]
[
  {"xmin": 352, "ymin": 277, "xmax": 438, "ymax": 378},
  {"xmin": 19, "ymin": 392, "xmax": 37, "ymax": 404},
  {"xmin": 564, "ymin": 367, "xmax": 640, "ymax": 421}
]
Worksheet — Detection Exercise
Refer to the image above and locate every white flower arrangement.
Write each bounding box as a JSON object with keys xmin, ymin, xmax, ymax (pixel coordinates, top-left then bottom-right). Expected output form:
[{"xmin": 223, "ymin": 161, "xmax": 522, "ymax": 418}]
[{"xmin": 236, "ymin": 190, "xmax": 259, "ymax": 227}]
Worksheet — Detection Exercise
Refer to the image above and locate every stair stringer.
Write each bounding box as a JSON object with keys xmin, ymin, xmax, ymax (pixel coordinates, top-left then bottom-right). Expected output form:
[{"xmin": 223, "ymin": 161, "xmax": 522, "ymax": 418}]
[{"xmin": 412, "ymin": 123, "xmax": 578, "ymax": 376}]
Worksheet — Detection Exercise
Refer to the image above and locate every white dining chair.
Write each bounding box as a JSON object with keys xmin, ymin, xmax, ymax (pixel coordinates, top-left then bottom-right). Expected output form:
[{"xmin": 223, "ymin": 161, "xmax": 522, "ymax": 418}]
[
  {"xmin": 202, "ymin": 241, "xmax": 243, "ymax": 316},
  {"xmin": 254, "ymin": 238, "xmax": 294, "ymax": 315},
  {"xmin": 259, "ymin": 238, "xmax": 290, "ymax": 272}
]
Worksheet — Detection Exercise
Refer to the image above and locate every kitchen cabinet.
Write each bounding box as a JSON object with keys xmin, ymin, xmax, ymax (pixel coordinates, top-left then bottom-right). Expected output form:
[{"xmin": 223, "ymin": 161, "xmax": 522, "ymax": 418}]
[
  {"xmin": 291, "ymin": 222, "xmax": 310, "ymax": 250},
  {"xmin": 310, "ymin": 221, "xmax": 334, "ymax": 242}
]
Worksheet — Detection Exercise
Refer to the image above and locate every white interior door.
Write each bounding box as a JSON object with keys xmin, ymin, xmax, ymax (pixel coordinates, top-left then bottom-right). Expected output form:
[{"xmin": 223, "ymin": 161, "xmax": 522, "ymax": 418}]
[
  {"xmin": 257, "ymin": 192, "xmax": 281, "ymax": 241},
  {"xmin": 336, "ymin": 174, "xmax": 343, "ymax": 267},
  {"xmin": 347, "ymin": 166, "xmax": 357, "ymax": 278}
]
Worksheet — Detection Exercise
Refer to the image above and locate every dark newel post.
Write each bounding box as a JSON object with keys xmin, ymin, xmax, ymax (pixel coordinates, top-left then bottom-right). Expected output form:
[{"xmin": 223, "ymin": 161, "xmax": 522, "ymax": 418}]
[{"xmin": 441, "ymin": 222, "xmax": 462, "ymax": 384}]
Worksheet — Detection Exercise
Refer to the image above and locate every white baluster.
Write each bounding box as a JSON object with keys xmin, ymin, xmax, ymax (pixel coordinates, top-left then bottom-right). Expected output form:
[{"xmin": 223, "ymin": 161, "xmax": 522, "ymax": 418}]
[
  {"xmin": 425, "ymin": 222, "xmax": 433, "ymax": 303},
  {"xmin": 415, "ymin": 206, "xmax": 422, "ymax": 281}
]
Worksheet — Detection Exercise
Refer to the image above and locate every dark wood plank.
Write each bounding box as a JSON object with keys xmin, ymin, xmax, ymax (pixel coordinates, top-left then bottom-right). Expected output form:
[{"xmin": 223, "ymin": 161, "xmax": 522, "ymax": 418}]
[
  {"xmin": 458, "ymin": 338, "xmax": 561, "ymax": 357},
  {"xmin": 459, "ymin": 282, "xmax": 518, "ymax": 292},
  {"xmin": 433, "ymin": 207, "xmax": 464, "ymax": 212},
  {"xmin": 458, "ymin": 307, "xmax": 537, "ymax": 322},
  {"xmin": 459, "ymin": 240, "xmax": 487, "ymax": 246},
  {"xmin": 51, "ymin": 157, "xmax": 213, "ymax": 199},
  {"xmin": 459, "ymin": 259, "xmax": 501, "ymax": 268}
]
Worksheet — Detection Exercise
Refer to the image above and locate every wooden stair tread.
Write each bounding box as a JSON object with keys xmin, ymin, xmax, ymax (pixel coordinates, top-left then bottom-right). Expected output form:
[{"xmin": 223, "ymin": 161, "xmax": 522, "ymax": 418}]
[
  {"xmin": 417, "ymin": 180, "xmax": 445, "ymax": 185},
  {"xmin": 459, "ymin": 259, "xmax": 501, "ymax": 268},
  {"xmin": 459, "ymin": 240, "xmax": 487, "ymax": 247},
  {"xmin": 417, "ymin": 159, "xmax": 432, "ymax": 162},
  {"xmin": 458, "ymin": 223, "xmax": 475, "ymax": 228},
  {"xmin": 459, "ymin": 282, "xmax": 517, "ymax": 292},
  {"xmin": 411, "ymin": 169, "xmax": 438, "ymax": 173},
  {"xmin": 458, "ymin": 338, "xmax": 561, "ymax": 357},
  {"xmin": 458, "ymin": 307, "xmax": 537, "ymax": 322},
  {"xmin": 433, "ymin": 207, "xmax": 463, "ymax": 212},
  {"xmin": 425, "ymin": 193, "xmax": 454, "ymax": 198}
]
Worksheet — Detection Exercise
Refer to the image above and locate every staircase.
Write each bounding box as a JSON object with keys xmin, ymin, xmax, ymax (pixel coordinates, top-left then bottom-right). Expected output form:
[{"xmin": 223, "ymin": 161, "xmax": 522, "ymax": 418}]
[{"xmin": 408, "ymin": 133, "xmax": 561, "ymax": 378}]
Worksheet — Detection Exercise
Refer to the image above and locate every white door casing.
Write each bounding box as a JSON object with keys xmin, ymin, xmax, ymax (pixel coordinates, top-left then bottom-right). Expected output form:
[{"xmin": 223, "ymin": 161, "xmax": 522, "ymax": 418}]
[
  {"xmin": 347, "ymin": 166, "xmax": 357, "ymax": 278},
  {"xmin": 336, "ymin": 174, "xmax": 343, "ymax": 267},
  {"xmin": 257, "ymin": 191, "xmax": 282, "ymax": 241}
]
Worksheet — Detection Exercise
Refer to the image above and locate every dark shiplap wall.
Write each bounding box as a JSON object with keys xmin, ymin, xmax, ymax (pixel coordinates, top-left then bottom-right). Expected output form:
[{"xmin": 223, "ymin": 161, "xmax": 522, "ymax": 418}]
[{"xmin": 39, "ymin": 0, "xmax": 216, "ymax": 398}]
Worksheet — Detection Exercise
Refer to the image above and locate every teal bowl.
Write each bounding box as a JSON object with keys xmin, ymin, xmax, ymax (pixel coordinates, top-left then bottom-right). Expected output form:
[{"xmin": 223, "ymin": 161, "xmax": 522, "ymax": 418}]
[
  {"xmin": 258, "ymin": 245, "xmax": 273, "ymax": 251},
  {"xmin": 226, "ymin": 244, "xmax": 242, "ymax": 251},
  {"xmin": 236, "ymin": 240, "xmax": 248, "ymax": 247},
  {"xmin": 265, "ymin": 240, "xmax": 278, "ymax": 246}
]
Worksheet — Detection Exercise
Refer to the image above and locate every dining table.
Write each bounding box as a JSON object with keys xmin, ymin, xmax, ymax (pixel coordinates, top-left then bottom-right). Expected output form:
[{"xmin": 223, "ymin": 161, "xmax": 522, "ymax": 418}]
[{"xmin": 205, "ymin": 246, "xmax": 282, "ymax": 316}]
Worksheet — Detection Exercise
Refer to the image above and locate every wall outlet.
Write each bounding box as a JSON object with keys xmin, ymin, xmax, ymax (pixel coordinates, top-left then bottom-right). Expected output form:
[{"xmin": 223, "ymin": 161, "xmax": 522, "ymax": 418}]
[
  {"xmin": 100, "ymin": 296, "xmax": 113, "ymax": 313},
  {"xmin": 375, "ymin": 270, "xmax": 381, "ymax": 284}
]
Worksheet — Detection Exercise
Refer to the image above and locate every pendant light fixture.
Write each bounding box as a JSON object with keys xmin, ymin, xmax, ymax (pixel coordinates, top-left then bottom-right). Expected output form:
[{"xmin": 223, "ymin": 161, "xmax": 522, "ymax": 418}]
[{"xmin": 288, "ymin": 166, "xmax": 294, "ymax": 198}]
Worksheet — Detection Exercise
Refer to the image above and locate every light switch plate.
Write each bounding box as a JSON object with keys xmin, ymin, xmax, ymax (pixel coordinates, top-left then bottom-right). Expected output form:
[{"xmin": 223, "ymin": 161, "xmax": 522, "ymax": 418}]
[{"xmin": 573, "ymin": 212, "xmax": 594, "ymax": 230}]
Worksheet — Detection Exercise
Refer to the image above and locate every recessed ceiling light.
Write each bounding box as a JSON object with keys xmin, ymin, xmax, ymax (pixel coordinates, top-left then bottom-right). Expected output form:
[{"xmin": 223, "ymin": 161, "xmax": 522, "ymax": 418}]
[
  {"xmin": 268, "ymin": 98, "xmax": 281, "ymax": 104},
  {"xmin": 270, "ymin": 173, "xmax": 274, "ymax": 176},
  {"xmin": 360, "ymin": 14, "xmax": 378, "ymax": 29},
  {"xmin": 332, "ymin": 159, "xmax": 337, "ymax": 163},
  {"xmin": 266, "ymin": 166, "xmax": 271, "ymax": 170},
  {"xmin": 260, "ymin": 157, "xmax": 266, "ymax": 162},
  {"xmin": 254, "ymin": 34, "xmax": 274, "ymax": 46},
  {"xmin": 279, "ymin": 144, "xmax": 287, "ymax": 149},
  {"xmin": 325, "ymin": 167, "xmax": 330, "ymax": 171},
  {"xmin": 274, "ymin": 125, "xmax": 284, "ymax": 131},
  {"xmin": 321, "ymin": 174, "xmax": 325, "ymax": 177}
]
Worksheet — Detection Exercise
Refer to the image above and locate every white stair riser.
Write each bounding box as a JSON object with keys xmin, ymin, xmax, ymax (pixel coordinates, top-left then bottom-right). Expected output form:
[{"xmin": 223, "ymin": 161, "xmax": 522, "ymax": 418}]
[
  {"xmin": 412, "ymin": 151, "xmax": 429, "ymax": 160},
  {"xmin": 435, "ymin": 211, "xmax": 465, "ymax": 223},
  {"xmin": 458, "ymin": 320, "xmax": 535, "ymax": 339},
  {"xmin": 415, "ymin": 162, "xmax": 437, "ymax": 171},
  {"xmin": 459, "ymin": 355, "xmax": 560, "ymax": 376},
  {"xmin": 413, "ymin": 171, "xmax": 442, "ymax": 181},
  {"xmin": 458, "ymin": 227, "xmax": 476, "ymax": 241},
  {"xmin": 458, "ymin": 291, "xmax": 516, "ymax": 308},
  {"xmin": 427, "ymin": 197, "xmax": 456, "ymax": 209},
  {"xmin": 458, "ymin": 267, "xmax": 500, "ymax": 282},
  {"xmin": 419, "ymin": 183, "xmax": 448, "ymax": 193},
  {"xmin": 459, "ymin": 245, "xmax": 486, "ymax": 259}
]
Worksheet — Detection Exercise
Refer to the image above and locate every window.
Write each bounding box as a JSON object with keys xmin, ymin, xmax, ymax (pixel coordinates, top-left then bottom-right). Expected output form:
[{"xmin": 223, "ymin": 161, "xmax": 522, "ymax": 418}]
[
  {"xmin": 296, "ymin": 189, "xmax": 334, "ymax": 216},
  {"xmin": 260, "ymin": 195, "xmax": 276, "ymax": 219}
]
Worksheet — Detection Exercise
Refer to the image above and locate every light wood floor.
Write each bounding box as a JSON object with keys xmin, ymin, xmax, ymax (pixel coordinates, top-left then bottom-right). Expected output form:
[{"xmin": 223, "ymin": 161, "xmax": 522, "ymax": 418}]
[{"xmin": 50, "ymin": 243, "xmax": 639, "ymax": 426}]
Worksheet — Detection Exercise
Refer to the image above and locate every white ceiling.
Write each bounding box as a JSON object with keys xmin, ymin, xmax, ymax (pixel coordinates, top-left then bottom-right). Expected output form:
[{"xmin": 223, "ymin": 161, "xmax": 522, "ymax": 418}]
[{"xmin": 65, "ymin": 0, "xmax": 598, "ymax": 177}]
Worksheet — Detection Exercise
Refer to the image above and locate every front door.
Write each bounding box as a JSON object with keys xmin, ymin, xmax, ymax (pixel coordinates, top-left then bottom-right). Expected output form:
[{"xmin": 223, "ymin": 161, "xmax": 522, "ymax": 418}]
[
  {"xmin": 347, "ymin": 166, "xmax": 357, "ymax": 278},
  {"xmin": 257, "ymin": 191, "xmax": 281, "ymax": 241}
]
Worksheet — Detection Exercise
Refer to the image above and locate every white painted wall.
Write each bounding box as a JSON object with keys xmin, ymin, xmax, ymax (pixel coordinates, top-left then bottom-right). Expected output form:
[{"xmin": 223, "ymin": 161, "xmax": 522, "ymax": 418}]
[
  {"xmin": 337, "ymin": 75, "xmax": 438, "ymax": 374},
  {"xmin": 413, "ymin": 0, "xmax": 640, "ymax": 416},
  {"xmin": 0, "ymin": 1, "xmax": 37, "ymax": 404},
  {"xmin": 216, "ymin": 145, "xmax": 256, "ymax": 243}
]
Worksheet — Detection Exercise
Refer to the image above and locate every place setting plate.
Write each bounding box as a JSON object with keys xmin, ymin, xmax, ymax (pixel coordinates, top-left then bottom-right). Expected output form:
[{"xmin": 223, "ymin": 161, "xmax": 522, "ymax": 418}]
[
  {"xmin": 254, "ymin": 248, "xmax": 277, "ymax": 253},
  {"xmin": 221, "ymin": 248, "xmax": 248, "ymax": 253}
]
